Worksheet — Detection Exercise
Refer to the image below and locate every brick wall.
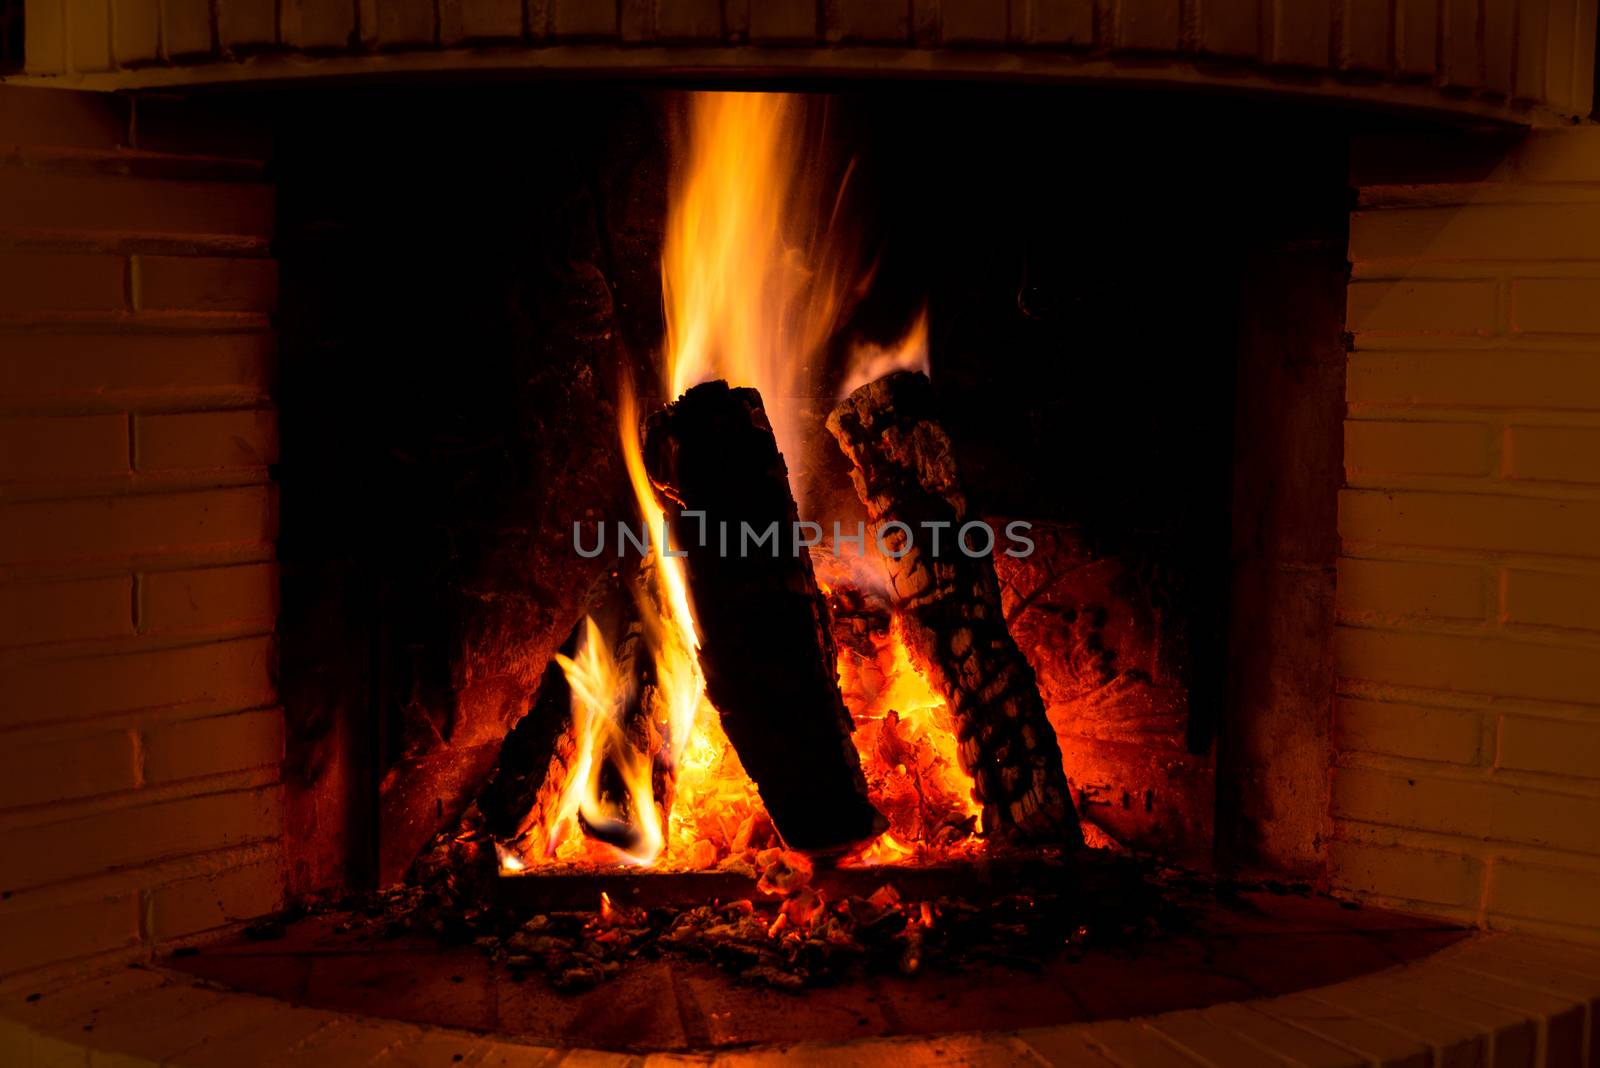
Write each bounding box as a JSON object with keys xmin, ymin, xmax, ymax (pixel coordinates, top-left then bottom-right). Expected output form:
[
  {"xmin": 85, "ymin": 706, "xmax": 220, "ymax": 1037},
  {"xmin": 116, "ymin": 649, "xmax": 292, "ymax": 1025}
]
[
  {"xmin": 16, "ymin": 0, "xmax": 1597, "ymax": 123},
  {"xmin": 0, "ymin": 85, "xmax": 282, "ymax": 979},
  {"xmin": 1335, "ymin": 124, "xmax": 1600, "ymax": 944}
]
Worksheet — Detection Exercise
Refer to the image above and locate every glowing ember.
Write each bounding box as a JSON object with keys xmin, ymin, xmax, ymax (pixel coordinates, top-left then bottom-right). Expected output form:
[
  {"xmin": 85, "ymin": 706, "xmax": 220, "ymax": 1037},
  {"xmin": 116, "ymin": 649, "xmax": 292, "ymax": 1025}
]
[{"xmin": 834, "ymin": 617, "xmax": 983, "ymax": 864}]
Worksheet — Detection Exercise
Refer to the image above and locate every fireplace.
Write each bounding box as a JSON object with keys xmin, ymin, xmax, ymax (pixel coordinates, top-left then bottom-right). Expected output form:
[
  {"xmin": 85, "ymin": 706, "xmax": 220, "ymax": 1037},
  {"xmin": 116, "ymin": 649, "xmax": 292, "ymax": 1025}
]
[
  {"xmin": 5, "ymin": 2, "xmax": 1600, "ymax": 1063},
  {"xmin": 266, "ymin": 84, "xmax": 1314, "ymax": 898}
]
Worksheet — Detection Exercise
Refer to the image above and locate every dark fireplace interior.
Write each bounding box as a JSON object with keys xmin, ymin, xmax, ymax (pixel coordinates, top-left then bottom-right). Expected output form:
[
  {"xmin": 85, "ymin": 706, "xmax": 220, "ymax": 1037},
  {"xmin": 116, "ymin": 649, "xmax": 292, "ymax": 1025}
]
[{"xmin": 172, "ymin": 83, "xmax": 1399, "ymax": 1046}]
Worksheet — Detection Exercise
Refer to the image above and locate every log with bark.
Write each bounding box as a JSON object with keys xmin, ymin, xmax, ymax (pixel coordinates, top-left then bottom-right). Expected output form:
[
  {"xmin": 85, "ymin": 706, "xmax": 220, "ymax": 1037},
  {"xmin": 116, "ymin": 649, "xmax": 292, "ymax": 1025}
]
[
  {"xmin": 644, "ymin": 380, "xmax": 886, "ymax": 854},
  {"xmin": 827, "ymin": 371, "xmax": 1083, "ymax": 847}
]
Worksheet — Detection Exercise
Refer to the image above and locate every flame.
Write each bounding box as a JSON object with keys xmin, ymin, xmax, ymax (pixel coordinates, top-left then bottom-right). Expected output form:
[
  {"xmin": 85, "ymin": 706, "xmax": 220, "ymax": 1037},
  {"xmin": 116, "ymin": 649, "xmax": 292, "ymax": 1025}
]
[
  {"xmin": 541, "ymin": 616, "xmax": 664, "ymax": 866},
  {"xmin": 662, "ymin": 91, "xmax": 851, "ymax": 498},
  {"xmin": 838, "ymin": 310, "xmax": 929, "ymax": 401},
  {"xmin": 513, "ymin": 384, "xmax": 765, "ymax": 872},
  {"xmin": 619, "ymin": 383, "xmax": 701, "ymax": 753},
  {"xmin": 835, "ymin": 616, "xmax": 983, "ymax": 863}
]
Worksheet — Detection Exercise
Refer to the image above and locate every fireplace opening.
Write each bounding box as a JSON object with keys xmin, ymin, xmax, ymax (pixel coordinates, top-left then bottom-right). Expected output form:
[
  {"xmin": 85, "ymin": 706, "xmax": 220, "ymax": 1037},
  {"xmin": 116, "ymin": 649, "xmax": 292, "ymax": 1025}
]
[
  {"xmin": 217, "ymin": 81, "xmax": 1365, "ymax": 1011},
  {"xmin": 9, "ymin": 5, "xmax": 1600, "ymax": 1059}
]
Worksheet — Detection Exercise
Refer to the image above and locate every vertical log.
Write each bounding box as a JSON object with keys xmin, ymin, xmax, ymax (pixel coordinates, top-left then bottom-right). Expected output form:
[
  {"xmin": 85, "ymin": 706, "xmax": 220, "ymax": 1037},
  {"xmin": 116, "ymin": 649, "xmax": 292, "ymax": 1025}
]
[
  {"xmin": 477, "ymin": 626, "xmax": 578, "ymax": 842},
  {"xmin": 827, "ymin": 371, "xmax": 1083, "ymax": 847},
  {"xmin": 644, "ymin": 380, "xmax": 885, "ymax": 854}
]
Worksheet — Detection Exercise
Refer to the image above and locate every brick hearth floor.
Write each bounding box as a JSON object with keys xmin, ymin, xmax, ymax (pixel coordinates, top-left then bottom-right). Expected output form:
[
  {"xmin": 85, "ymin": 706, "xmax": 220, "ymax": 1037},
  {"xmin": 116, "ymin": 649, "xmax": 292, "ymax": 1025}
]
[{"xmin": 4, "ymin": 892, "xmax": 1600, "ymax": 1065}]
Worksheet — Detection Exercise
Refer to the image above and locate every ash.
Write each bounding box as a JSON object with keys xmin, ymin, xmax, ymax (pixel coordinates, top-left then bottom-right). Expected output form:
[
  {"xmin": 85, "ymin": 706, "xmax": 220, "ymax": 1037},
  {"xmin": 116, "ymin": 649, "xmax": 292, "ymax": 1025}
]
[{"xmin": 269, "ymin": 847, "xmax": 1195, "ymax": 993}]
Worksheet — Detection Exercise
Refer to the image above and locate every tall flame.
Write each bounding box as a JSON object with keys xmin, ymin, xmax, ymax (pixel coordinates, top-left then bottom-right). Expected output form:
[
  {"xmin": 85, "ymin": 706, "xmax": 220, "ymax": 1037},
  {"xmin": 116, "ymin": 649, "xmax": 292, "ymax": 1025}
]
[{"xmin": 662, "ymin": 92, "xmax": 849, "ymax": 491}]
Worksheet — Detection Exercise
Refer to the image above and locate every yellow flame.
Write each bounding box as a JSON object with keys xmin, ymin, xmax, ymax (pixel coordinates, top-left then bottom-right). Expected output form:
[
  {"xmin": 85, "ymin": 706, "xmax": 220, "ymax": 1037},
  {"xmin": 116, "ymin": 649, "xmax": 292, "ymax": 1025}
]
[
  {"xmin": 619, "ymin": 383, "xmax": 703, "ymax": 754},
  {"xmin": 838, "ymin": 309, "xmax": 929, "ymax": 400},
  {"xmin": 835, "ymin": 614, "xmax": 983, "ymax": 862},
  {"xmin": 662, "ymin": 91, "xmax": 849, "ymax": 493},
  {"xmin": 508, "ymin": 385, "xmax": 754, "ymax": 873},
  {"xmin": 546, "ymin": 616, "xmax": 664, "ymax": 866}
]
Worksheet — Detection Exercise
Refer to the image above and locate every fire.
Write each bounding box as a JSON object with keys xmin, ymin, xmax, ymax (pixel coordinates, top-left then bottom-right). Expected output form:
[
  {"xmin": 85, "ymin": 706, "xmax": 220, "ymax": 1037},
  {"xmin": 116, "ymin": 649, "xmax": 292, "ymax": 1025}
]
[
  {"xmin": 838, "ymin": 309, "xmax": 929, "ymax": 401},
  {"xmin": 510, "ymin": 382, "xmax": 767, "ymax": 871},
  {"xmin": 832, "ymin": 605, "xmax": 982, "ymax": 863},
  {"xmin": 540, "ymin": 616, "xmax": 664, "ymax": 866},
  {"xmin": 662, "ymin": 91, "xmax": 852, "ymax": 498},
  {"xmin": 618, "ymin": 384, "xmax": 702, "ymax": 761},
  {"xmin": 501, "ymin": 91, "xmax": 981, "ymax": 874}
]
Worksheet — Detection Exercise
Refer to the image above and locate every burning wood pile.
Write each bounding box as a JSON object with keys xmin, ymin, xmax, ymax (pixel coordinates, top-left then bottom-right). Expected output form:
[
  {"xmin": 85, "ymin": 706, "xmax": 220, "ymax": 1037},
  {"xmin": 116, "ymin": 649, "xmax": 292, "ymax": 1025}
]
[
  {"xmin": 446, "ymin": 366, "xmax": 1083, "ymax": 878},
  {"xmin": 414, "ymin": 89, "xmax": 1090, "ymax": 883},
  {"xmin": 644, "ymin": 381, "xmax": 886, "ymax": 855},
  {"xmin": 829, "ymin": 371, "xmax": 1081, "ymax": 847}
]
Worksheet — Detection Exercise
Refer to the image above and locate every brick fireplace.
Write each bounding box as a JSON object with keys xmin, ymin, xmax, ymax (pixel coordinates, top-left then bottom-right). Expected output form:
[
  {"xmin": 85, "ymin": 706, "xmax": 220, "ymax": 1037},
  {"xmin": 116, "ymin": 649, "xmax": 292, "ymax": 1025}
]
[
  {"xmin": 0, "ymin": 88, "xmax": 280, "ymax": 974},
  {"xmin": 1336, "ymin": 129, "xmax": 1600, "ymax": 935},
  {"xmin": 4, "ymin": 1, "xmax": 1600, "ymax": 1063}
]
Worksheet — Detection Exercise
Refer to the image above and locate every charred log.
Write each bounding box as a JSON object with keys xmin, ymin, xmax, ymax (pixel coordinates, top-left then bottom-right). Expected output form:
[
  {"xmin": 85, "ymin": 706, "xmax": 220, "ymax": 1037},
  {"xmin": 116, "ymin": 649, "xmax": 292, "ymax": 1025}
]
[
  {"xmin": 478, "ymin": 567, "xmax": 678, "ymax": 857},
  {"xmin": 583, "ymin": 601, "xmax": 676, "ymax": 854},
  {"xmin": 477, "ymin": 621, "xmax": 584, "ymax": 841},
  {"xmin": 826, "ymin": 371, "xmax": 1083, "ymax": 848},
  {"xmin": 624, "ymin": 557, "xmax": 679, "ymax": 827},
  {"xmin": 644, "ymin": 381, "xmax": 885, "ymax": 854}
]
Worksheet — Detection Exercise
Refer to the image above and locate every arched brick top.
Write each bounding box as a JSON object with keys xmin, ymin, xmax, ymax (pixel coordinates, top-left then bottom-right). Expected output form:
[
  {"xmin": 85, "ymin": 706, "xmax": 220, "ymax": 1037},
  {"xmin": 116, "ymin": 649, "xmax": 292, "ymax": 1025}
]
[{"xmin": 15, "ymin": 0, "xmax": 1599, "ymax": 122}]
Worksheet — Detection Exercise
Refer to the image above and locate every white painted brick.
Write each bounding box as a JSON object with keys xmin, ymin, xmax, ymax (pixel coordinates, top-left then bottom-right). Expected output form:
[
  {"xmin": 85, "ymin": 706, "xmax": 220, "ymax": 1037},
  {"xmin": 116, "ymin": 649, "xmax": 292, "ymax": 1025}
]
[
  {"xmin": 145, "ymin": 858, "xmax": 283, "ymax": 940},
  {"xmin": 1253, "ymin": 992, "xmax": 1432, "ymax": 1068},
  {"xmin": 1329, "ymin": 838, "xmax": 1484, "ymax": 908}
]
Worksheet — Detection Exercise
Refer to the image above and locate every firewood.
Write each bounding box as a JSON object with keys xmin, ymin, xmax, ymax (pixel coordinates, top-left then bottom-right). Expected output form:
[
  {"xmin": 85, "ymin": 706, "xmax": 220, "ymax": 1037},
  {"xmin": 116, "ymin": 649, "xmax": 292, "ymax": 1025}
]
[
  {"xmin": 643, "ymin": 380, "xmax": 885, "ymax": 854},
  {"xmin": 827, "ymin": 371, "xmax": 1083, "ymax": 847},
  {"xmin": 478, "ymin": 620, "xmax": 583, "ymax": 841},
  {"xmin": 624, "ymin": 557, "xmax": 679, "ymax": 830}
]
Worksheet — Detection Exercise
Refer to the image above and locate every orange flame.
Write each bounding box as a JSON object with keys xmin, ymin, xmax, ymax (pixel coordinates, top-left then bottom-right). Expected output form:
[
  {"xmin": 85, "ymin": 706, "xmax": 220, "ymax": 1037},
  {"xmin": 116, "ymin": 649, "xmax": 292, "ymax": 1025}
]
[
  {"xmin": 836, "ymin": 616, "xmax": 983, "ymax": 863},
  {"xmin": 520, "ymin": 383, "xmax": 767, "ymax": 872},
  {"xmin": 619, "ymin": 383, "xmax": 702, "ymax": 754},
  {"xmin": 838, "ymin": 309, "xmax": 929, "ymax": 401},
  {"xmin": 538, "ymin": 615, "xmax": 664, "ymax": 866},
  {"xmin": 662, "ymin": 91, "xmax": 852, "ymax": 498}
]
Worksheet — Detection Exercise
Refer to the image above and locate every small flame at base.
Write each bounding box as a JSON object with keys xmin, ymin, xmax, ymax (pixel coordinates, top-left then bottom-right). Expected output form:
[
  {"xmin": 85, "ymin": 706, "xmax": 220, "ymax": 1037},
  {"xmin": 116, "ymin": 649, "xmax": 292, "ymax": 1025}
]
[{"xmin": 541, "ymin": 616, "xmax": 665, "ymax": 867}]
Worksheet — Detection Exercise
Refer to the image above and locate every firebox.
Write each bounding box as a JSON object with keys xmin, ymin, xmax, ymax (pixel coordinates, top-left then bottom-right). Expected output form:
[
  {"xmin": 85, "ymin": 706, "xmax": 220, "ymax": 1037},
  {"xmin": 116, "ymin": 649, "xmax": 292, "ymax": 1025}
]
[{"xmin": 268, "ymin": 85, "xmax": 1343, "ymax": 899}]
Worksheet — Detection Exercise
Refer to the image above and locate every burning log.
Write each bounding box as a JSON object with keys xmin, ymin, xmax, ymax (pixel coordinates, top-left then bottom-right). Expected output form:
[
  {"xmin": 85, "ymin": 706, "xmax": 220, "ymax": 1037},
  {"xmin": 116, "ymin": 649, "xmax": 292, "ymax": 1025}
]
[
  {"xmin": 479, "ymin": 573, "xmax": 671, "ymax": 856},
  {"xmin": 827, "ymin": 371, "xmax": 1084, "ymax": 847},
  {"xmin": 478, "ymin": 622, "xmax": 582, "ymax": 842},
  {"xmin": 644, "ymin": 380, "xmax": 886, "ymax": 854}
]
